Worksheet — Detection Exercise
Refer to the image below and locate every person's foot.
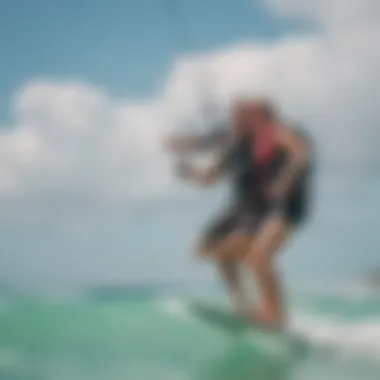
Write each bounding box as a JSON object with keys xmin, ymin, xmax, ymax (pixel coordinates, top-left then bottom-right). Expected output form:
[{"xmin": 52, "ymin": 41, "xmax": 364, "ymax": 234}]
[{"xmin": 251, "ymin": 310, "xmax": 283, "ymax": 330}]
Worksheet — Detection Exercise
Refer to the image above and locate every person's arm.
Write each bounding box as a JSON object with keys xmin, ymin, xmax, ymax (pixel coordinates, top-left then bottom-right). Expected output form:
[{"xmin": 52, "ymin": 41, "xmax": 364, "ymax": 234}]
[
  {"xmin": 176, "ymin": 157, "xmax": 225, "ymax": 187},
  {"xmin": 165, "ymin": 128, "xmax": 229, "ymax": 154},
  {"xmin": 270, "ymin": 128, "xmax": 309, "ymax": 197}
]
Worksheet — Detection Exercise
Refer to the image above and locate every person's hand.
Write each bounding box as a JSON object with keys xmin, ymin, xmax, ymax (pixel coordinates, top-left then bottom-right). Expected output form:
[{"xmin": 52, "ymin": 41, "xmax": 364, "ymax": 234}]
[
  {"xmin": 175, "ymin": 160, "xmax": 193, "ymax": 179},
  {"xmin": 164, "ymin": 134, "xmax": 192, "ymax": 154}
]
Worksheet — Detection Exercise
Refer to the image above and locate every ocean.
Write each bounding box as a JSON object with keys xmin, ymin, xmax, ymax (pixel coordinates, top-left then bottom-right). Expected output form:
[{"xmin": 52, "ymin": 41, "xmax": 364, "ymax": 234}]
[{"xmin": 0, "ymin": 287, "xmax": 379, "ymax": 380}]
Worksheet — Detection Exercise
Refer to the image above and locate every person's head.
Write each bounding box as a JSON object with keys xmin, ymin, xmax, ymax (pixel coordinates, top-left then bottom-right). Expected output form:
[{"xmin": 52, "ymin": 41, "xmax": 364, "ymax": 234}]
[{"xmin": 231, "ymin": 97, "xmax": 276, "ymax": 137}]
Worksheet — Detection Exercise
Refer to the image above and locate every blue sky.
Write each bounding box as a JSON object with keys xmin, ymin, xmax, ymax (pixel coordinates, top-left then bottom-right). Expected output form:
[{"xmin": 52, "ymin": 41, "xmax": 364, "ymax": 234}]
[
  {"xmin": 0, "ymin": 0, "xmax": 308, "ymax": 123},
  {"xmin": 0, "ymin": 0, "xmax": 379, "ymax": 292}
]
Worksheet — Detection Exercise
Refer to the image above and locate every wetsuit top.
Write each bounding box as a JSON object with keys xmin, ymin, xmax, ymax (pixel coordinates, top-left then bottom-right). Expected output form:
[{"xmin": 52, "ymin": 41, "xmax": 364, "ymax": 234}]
[{"xmin": 219, "ymin": 126, "xmax": 312, "ymax": 210}]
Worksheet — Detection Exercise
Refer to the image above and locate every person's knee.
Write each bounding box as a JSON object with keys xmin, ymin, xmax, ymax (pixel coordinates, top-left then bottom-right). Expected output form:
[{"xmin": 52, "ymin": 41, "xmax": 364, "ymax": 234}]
[
  {"xmin": 196, "ymin": 230, "xmax": 252, "ymax": 262},
  {"xmin": 224, "ymin": 234, "xmax": 250, "ymax": 258},
  {"xmin": 246, "ymin": 246, "xmax": 272, "ymax": 278},
  {"xmin": 195, "ymin": 234, "xmax": 246, "ymax": 260}
]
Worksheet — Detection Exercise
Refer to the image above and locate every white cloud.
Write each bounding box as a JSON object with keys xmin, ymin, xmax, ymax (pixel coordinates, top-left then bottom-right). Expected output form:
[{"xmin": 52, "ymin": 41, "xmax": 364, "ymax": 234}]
[
  {"xmin": 1, "ymin": 0, "xmax": 379, "ymax": 218},
  {"xmin": 1, "ymin": 82, "xmax": 172, "ymax": 210}
]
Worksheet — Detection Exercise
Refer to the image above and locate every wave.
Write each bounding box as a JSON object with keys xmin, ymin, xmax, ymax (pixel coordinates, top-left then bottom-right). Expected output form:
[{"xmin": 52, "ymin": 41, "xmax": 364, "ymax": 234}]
[
  {"xmin": 290, "ymin": 312, "xmax": 380, "ymax": 361},
  {"xmin": 156, "ymin": 295, "xmax": 380, "ymax": 362},
  {"xmin": 0, "ymin": 292, "xmax": 379, "ymax": 380}
]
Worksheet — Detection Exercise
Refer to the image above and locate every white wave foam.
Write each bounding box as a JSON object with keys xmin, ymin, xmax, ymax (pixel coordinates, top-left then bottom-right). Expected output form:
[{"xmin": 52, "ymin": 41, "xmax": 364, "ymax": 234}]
[
  {"xmin": 156, "ymin": 297, "xmax": 190, "ymax": 317},
  {"xmin": 290, "ymin": 312, "xmax": 380, "ymax": 361},
  {"xmin": 156, "ymin": 297, "xmax": 380, "ymax": 362}
]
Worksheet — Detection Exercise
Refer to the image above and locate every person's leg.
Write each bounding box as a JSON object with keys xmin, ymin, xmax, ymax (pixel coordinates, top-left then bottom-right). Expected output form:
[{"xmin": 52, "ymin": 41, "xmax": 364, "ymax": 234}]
[
  {"xmin": 216, "ymin": 257, "xmax": 248, "ymax": 313},
  {"xmin": 197, "ymin": 211, "xmax": 252, "ymax": 313},
  {"xmin": 198, "ymin": 234, "xmax": 251, "ymax": 313},
  {"xmin": 199, "ymin": 233, "xmax": 250, "ymax": 261},
  {"xmin": 244, "ymin": 216, "xmax": 292, "ymax": 326}
]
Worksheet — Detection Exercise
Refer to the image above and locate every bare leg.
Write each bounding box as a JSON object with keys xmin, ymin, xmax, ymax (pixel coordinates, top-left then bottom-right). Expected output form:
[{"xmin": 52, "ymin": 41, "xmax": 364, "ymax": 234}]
[
  {"xmin": 255, "ymin": 263, "xmax": 284, "ymax": 324},
  {"xmin": 245, "ymin": 217, "xmax": 291, "ymax": 326},
  {"xmin": 198, "ymin": 234, "xmax": 251, "ymax": 313},
  {"xmin": 216, "ymin": 258, "xmax": 250, "ymax": 314}
]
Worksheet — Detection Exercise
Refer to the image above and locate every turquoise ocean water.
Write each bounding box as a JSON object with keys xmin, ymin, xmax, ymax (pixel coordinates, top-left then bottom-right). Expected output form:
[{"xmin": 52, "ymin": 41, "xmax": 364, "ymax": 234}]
[{"xmin": 0, "ymin": 287, "xmax": 380, "ymax": 380}]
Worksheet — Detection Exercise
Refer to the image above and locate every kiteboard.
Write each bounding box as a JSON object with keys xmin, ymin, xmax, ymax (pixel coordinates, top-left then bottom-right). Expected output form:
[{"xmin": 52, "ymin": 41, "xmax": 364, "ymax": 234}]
[
  {"xmin": 188, "ymin": 301, "xmax": 280, "ymax": 335},
  {"xmin": 188, "ymin": 301, "xmax": 309, "ymax": 358}
]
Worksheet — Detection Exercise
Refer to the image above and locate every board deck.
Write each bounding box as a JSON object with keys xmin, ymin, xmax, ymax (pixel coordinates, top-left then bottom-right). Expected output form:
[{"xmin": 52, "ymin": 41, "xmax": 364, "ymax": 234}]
[
  {"xmin": 188, "ymin": 301, "xmax": 310, "ymax": 359},
  {"xmin": 189, "ymin": 302, "xmax": 282, "ymax": 335}
]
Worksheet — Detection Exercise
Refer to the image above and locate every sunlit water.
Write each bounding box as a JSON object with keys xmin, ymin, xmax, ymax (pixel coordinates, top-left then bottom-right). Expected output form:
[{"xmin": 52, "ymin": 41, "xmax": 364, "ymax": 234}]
[{"xmin": 0, "ymin": 287, "xmax": 379, "ymax": 380}]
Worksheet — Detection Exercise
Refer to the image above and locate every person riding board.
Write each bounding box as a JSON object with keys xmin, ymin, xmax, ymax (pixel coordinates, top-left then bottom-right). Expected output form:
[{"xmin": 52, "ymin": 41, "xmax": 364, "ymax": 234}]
[{"xmin": 167, "ymin": 98, "xmax": 313, "ymax": 327}]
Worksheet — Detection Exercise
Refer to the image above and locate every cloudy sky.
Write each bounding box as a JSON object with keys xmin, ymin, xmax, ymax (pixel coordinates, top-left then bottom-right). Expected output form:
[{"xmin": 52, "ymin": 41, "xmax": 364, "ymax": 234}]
[{"xmin": 0, "ymin": 0, "xmax": 379, "ymax": 292}]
